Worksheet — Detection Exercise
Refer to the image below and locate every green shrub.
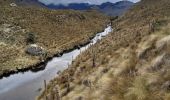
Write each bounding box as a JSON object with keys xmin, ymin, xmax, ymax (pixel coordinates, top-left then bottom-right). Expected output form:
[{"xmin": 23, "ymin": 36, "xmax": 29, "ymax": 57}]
[{"xmin": 26, "ymin": 32, "xmax": 36, "ymax": 44}]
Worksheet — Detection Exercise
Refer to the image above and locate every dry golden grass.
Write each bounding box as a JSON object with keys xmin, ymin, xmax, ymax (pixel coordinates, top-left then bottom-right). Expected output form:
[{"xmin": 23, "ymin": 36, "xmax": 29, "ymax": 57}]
[
  {"xmin": 38, "ymin": 0, "xmax": 170, "ymax": 100},
  {"xmin": 0, "ymin": 1, "xmax": 108, "ymax": 76}
]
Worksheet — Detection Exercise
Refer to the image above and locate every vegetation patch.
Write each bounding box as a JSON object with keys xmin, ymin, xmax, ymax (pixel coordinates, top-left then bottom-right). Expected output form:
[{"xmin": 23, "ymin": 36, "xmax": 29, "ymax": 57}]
[
  {"xmin": 38, "ymin": 0, "xmax": 170, "ymax": 100},
  {"xmin": 0, "ymin": 1, "xmax": 108, "ymax": 77}
]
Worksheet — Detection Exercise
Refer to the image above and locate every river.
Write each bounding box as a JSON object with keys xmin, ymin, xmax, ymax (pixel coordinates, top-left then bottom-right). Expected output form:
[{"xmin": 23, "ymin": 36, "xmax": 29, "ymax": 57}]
[{"xmin": 0, "ymin": 25, "xmax": 112, "ymax": 100}]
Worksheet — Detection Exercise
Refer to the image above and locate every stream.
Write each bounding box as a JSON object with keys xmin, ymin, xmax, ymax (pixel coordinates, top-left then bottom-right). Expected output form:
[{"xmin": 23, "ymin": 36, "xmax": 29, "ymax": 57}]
[{"xmin": 0, "ymin": 26, "xmax": 112, "ymax": 100}]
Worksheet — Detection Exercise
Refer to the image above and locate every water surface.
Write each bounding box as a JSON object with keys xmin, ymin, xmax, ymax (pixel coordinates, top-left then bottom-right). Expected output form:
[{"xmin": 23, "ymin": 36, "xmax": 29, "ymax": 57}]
[{"xmin": 0, "ymin": 26, "xmax": 112, "ymax": 100}]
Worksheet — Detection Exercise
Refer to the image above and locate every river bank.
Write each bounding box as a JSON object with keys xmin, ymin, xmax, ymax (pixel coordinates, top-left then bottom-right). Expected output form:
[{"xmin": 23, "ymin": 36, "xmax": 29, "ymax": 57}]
[
  {"xmin": 0, "ymin": 28, "xmax": 104, "ymax": 79},
  {"xmin": 0, "ymin": 25, "xmax": 112, "ymax": 100},
  {"xmin": 0, "ymin": 4, "xmax": 109, "ymax": 78}
]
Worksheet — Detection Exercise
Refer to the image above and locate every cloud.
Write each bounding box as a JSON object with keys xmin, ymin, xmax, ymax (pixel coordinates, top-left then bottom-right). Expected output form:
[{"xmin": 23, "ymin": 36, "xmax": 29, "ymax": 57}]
[{"xmin": 38, "ymin": 0, "xmax": 140, "ymax": 5}]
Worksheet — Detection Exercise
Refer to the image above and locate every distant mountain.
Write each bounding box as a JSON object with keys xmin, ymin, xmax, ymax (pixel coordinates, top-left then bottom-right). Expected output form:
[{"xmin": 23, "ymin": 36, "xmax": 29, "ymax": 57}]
[
  {"xmin": 99, "ymin": 1, "xmax": 134, "ymax": 16},
  {"xmin": 47, "ymin": 3, "xmax": 92, "ymax": 10},
  {"xmin": 3, "ymin": 0, "xmax": 134, "ymax": 16},
  {"xmin": 46, "ymin": 1, "xmax": 134, "ymax": 16},
  {"xmin": 15, "ymin": 0, "xmax": 46, "ymax": 7}
]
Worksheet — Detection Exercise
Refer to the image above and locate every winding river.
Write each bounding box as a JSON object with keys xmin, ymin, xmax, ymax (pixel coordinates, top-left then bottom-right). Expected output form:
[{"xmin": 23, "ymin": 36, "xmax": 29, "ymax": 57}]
[{"xmin": 0, "ymin": 26, "xmax": 112, "ymax": 100}]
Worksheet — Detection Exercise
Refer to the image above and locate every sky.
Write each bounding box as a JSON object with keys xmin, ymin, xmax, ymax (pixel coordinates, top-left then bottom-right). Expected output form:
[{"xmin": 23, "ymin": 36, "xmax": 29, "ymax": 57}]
[{"xmin": 38, "ymin": 0, "xmax": 141, "ymax": 5}]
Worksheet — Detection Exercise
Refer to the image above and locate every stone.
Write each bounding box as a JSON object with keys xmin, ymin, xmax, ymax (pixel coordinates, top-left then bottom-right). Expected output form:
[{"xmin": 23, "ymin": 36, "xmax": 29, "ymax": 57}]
[
  {"xmin": 10, "ymin": 3, "xmax": 17, "ymax": 7},
  {"xmin": 26, "ymin": 44, "xmax": 46, "ymax": 56}
]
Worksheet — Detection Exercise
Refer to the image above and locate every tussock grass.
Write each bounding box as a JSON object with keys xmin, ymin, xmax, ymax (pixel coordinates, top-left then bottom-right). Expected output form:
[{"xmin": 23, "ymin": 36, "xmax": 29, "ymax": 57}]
[
  {"xmin": 125, "ymin": 76, "xmax": 149, "ymax": 100},
  {"xmin": 0, "ymin": 1, "xmax": 108, "ymax": 75},
  {"xmin": 38, "ymin": 0, "xmax": 170, "ymax": 100}
]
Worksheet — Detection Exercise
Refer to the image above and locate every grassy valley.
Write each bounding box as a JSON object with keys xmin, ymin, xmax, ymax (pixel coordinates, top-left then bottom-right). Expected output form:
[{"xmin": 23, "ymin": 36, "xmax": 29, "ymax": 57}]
[
  {"xmin": 38, "ymin": 0, "xmax": 170, "ymax": 100},
  {"xmin": 0, "ymin": 1, "xmax": 108, "ymax": 77}
]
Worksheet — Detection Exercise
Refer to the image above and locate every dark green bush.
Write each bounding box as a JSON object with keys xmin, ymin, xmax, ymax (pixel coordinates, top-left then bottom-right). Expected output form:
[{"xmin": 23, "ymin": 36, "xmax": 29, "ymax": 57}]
[{"xmin": 26, "ymin": 32, "xmax": 36, "ymax": 44}]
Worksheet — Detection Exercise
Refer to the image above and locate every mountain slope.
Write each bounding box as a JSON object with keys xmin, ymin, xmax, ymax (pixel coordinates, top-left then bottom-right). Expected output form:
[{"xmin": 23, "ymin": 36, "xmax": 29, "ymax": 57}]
[
  {"xmin": 47, "ymin": 3, "xmax": 92, "ymax": 10},
  {"xmin": 1, "ymin": 0, "xmax": 134, "ymax": 16},
  {"xmin": 14, "ymin": 0, "xmax": 46, "ymax": 7},
  {"xmin": 38, "ymin": 0, "xmax": 170, "ymax": 100},
  {"xmin": 99, "ymin": 1, "xmax": 134, "ymax": 16},
  {"xmin": 0, "ymin": 0, "xmax": 46, "ymax": 8},
  {"xmin": 46, "ymin": 1, "xmax": 134, "ymax": 16},
  {"xmin": 0, "ymin": 1, "xmax": 108, "ymax": 77}
]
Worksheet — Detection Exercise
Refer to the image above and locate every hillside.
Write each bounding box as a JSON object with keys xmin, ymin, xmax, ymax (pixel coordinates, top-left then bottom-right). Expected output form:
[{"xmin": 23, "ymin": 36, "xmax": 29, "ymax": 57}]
[
  {"xmin": 14, "ymin": 0, "xmax": 46, "ymax": 8},
  {"xmin": 0, "ymin": 0, "xmax": 46, "ymax": 8},
  {"xmin": 0, "ymin": 1, "xmax": 108, "ymax": 77},
  {"xmin": 98, "ymin": 1, "xmax": 134, "ymax": 16},
  {"xmin": 38, "ymin": 0, "xmax": 170, "ymax": 100},
  {"xmin": 45, "ymin": 1, "xmax": 134, "ymax": 16}
]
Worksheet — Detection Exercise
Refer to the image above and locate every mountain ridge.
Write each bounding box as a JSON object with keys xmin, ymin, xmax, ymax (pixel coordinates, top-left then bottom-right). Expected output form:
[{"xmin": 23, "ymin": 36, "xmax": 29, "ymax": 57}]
[
  {"xmin": 46, "ymin": 1, "xmax": 134, "ymax": 16},
  {"xmin": 1, "ymin": 0, "xmax": 134, "ymax": 16}
]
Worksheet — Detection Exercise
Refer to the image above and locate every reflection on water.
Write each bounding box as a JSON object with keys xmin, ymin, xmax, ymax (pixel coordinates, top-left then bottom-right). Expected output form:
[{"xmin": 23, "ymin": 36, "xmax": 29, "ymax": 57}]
[{"xmin": 0, "ymin": 26, "xmax": 112, "ymax": 100}]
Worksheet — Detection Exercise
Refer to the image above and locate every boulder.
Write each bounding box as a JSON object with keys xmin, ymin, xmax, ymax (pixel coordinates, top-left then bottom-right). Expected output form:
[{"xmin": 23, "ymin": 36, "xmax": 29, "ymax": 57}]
[{"xmin": 26, "ymin": 44, "xmax": 46, "ymax": 56}]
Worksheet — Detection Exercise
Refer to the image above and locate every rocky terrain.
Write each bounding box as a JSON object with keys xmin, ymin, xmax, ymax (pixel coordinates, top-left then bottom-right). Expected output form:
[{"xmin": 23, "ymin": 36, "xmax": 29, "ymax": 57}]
[
  {"xmin": 0, "ymin": 0, "xmax": 108, "ymax": 77},
  {"xmin": 38, "ymin": 0, "xmax": 170, "ymax": 100}
]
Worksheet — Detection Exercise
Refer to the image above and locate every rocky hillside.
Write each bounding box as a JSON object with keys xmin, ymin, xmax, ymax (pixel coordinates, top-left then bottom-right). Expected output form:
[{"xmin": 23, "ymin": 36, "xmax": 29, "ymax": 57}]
[
  {"xmin": 38, "ymin": 0, "xmax": 170, "ymax": 100},
  {"xmin": 0, "ymin": 1, "xmax": 108, "ymax": 77}
]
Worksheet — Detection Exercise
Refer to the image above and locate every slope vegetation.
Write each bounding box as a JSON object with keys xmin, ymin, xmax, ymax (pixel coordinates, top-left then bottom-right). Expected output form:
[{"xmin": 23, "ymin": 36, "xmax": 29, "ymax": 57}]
[
  {"xmin": 38, "ymin": 0, "xmax": 170, "ymax": 100},
  {"xmin": 45, "ymin": 1, "xmax": 134, "ymax": 16},
  {"xmin": 0, "ymin": 1, "xmax": 108, "ymax": 76}
]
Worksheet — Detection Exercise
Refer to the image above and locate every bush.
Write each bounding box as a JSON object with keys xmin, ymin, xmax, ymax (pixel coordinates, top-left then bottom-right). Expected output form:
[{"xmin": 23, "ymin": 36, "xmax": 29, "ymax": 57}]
[
  {"xmin": 26, "ymin": 32, "xmax": 36, "ymax": 44},
  {"xmin": 152, "ymin": 20, "xmax": 168, "ymax": 31},
  {"xmin": 110, "ymin": 16, "xmax": 118, "ymax": 21}
]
